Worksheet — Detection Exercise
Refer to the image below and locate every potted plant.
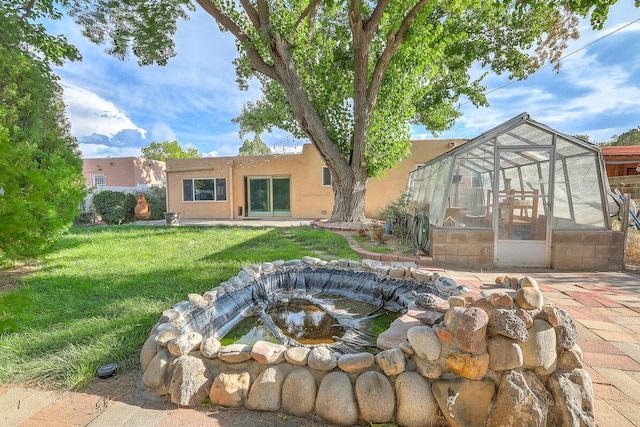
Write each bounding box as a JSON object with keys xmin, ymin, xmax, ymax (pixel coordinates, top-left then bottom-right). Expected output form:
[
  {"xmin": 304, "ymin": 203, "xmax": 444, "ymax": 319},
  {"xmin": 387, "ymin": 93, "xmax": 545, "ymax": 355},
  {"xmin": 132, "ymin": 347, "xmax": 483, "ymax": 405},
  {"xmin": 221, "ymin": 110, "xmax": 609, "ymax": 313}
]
[{"xmin": 165, "ymin": 212, "xmax": 180, "ymax": 225}]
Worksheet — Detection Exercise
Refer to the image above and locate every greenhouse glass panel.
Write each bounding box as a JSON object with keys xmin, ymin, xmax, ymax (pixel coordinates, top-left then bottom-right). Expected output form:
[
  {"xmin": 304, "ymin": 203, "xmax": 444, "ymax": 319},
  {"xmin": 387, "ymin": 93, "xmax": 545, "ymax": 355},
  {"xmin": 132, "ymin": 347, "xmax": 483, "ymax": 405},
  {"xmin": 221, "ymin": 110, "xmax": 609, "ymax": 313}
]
[
  {"xmin": 496, "ymin": 123, "xmax": 553, "ymax": 147},
  {"xmin": 429, "ymin": 157, "xmax": 452, "ymax": 226},
  {"xmin": 554, "ymin": 139, "xmax": 606, "ymax": 228}
]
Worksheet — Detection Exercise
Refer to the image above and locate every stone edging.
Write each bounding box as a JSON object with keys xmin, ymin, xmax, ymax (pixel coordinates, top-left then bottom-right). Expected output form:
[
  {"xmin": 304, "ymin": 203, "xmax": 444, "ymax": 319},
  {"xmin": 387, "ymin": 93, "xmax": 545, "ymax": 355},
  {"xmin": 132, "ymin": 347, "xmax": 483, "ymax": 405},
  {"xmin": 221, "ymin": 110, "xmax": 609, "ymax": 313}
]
[
  {"xmin": 310, "ymin": 219, "xmax": 433, "ymax": 266},
  {"xmin": 139, "ymin": 258, "xmax": 595, "ymax": 427}
]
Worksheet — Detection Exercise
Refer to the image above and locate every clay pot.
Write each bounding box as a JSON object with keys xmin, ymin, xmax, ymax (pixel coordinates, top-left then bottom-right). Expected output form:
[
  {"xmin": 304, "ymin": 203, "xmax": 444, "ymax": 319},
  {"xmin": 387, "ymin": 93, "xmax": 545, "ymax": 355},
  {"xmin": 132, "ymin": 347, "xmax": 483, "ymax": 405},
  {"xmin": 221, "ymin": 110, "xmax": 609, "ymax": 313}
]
[
  {"xmin": 134, "ymin": 194, "xmax": 151, "ymax": 220},
  {"xmin": 369, "ymin": 226, "xmax": 384, "ymax": 241}
]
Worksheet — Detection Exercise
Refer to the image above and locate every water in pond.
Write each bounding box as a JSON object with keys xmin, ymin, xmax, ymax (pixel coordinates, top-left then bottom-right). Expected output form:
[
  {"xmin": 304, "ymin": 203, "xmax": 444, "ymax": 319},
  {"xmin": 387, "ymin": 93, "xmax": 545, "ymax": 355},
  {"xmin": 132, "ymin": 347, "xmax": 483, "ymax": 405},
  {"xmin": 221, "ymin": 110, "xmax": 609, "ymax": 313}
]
[
  {"xmin": 221, "ymin": 295, "xmax": 399, "ymax": 347},
  {"xmin": 268, "ymin": 301, "xmax": 342, "ymax": 345}
]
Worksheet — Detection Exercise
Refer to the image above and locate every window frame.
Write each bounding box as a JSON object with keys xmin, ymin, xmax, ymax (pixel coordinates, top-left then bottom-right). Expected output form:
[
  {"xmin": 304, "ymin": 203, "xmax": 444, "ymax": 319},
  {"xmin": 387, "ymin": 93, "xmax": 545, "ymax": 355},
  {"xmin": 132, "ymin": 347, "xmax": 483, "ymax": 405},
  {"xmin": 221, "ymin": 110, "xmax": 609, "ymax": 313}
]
[
  {"xmin": 182, "ymin": 178, "xmax": 227, "ymax": 202},
  {"xmin": 322, "ymin": 166, "xmax": 332, "ymax": 187},
  {"xmin": 91, "ymin": 174, "xmax": 106, "ymax": 187}
]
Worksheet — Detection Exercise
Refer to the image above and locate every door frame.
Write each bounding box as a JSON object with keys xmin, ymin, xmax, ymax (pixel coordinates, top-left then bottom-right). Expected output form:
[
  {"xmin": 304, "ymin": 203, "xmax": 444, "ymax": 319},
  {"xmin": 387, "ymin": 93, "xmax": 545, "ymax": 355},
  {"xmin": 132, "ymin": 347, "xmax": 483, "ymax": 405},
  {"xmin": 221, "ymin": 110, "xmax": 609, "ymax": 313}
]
[
  {"xmin": 493, "ymin": 147, "xmax": 554, "ymax": 267},
  {"xmin": 246, "ymin": 175, "xmax": 291, "ymax": 217}
]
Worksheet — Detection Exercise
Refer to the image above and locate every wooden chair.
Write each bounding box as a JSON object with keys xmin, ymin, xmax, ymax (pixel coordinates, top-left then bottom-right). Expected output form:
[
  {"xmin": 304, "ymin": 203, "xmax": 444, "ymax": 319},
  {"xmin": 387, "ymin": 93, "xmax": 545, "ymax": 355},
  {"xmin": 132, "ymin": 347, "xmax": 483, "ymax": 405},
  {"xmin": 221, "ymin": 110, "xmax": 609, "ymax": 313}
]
[{"xmin": 488, "ymin": 189, "xmax": 539, "ymax": 239}]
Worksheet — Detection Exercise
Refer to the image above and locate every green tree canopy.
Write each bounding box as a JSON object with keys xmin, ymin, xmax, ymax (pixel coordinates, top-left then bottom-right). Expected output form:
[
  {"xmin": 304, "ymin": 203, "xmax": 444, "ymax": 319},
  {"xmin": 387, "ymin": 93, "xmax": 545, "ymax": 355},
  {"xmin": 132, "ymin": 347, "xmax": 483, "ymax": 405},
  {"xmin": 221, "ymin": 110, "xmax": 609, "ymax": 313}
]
[
  {"xmin": 58, "ymin": 0, "xmax": 631, "ymax": 221},
  {"xmin": 0, "ymin": 41, "xmax": 85, "ymax": 258},
  {"xmin": 238, "ymin": 134, "xmax": 272, "ymax": 156},
  {"xmin": 141, "ymin": 141, "xmax": 201, "ymax": 161},
  {"xmin": 606, "ymin": 127, "xmax": 640, "ymax": 146}
]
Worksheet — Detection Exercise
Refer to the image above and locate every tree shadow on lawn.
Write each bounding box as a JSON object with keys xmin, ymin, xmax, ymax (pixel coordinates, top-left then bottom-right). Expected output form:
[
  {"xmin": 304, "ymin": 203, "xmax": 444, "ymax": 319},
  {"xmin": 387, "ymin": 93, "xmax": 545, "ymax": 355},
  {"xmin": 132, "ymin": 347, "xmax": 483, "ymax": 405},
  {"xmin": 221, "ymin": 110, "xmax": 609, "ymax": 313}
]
[{"xmin": 0, "ymin": 226, "xmax": 358, "ymax": 389}]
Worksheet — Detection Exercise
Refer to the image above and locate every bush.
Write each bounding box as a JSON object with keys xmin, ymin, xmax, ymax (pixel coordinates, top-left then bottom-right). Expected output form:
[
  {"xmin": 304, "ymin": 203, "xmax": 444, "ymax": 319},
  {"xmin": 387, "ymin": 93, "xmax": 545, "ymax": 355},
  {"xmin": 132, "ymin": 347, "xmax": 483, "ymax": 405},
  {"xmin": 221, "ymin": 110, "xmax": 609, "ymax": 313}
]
[
  {"xmin": 143, "ymin": 191, "xmax": 167, "ymax": 220},
  {"xmin": 92, "ymin": 191, "xmax": 137, "ymax": 224},
  {"xmin": 378, "ymin": 192, "xmax": 413, "ymax": 240}
]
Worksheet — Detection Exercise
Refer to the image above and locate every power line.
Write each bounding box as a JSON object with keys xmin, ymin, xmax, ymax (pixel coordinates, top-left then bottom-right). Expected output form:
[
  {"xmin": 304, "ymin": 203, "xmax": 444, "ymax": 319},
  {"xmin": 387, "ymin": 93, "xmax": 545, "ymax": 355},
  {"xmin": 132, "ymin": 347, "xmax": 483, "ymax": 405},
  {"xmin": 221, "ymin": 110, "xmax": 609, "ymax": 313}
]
[{"xmin": 459, "ymin": 17, "xmax": 640, "ymax": 107}]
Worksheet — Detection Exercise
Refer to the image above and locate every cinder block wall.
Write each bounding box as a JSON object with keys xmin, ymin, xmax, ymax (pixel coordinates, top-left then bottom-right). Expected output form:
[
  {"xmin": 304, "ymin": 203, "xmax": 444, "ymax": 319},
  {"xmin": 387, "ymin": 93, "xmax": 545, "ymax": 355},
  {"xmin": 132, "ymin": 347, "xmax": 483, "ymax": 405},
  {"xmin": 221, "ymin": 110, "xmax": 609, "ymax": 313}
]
[
  {"xmin": 430, "ymin": 229, "xmax": 625, "ymax": 271},
  {"xmin": 430, "ymin": 229, "xmax": 494, "ymax": 268},
  {"xmin": 551, "ymin": 230, "xmax": 624, "ymax": 270}
]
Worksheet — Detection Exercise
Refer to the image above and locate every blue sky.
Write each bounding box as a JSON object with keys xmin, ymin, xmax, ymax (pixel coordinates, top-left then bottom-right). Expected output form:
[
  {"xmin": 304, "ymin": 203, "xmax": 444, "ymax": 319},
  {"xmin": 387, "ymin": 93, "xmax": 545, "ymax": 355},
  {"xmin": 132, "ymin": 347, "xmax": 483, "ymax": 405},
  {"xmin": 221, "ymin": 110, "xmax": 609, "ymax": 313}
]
[{"xmin": 50, "ymin": 3, "xmax": 640, "ymax": 159}]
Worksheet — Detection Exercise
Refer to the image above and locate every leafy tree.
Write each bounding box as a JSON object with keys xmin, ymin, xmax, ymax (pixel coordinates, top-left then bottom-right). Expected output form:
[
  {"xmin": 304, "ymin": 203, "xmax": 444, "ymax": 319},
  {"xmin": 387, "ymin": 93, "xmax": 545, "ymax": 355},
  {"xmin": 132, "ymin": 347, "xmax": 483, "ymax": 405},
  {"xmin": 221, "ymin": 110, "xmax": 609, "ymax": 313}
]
[
  {"xmin": 606, "ymin": 127, "xmax": 640, "ymax": 146},
  {"xmin": 141, "ymin": 140, "xmax": 201, "ymax": 161},
  {"xmin": 0, "ymin": 41, "xmax": 85, "ymax": 258},
  {"xmin": 238, "ymin": 134, "xmax": 272, "ymax": 156},
  {"xmin": 61, "ymin": 0, "xmax": 628, "ymax": 222}
]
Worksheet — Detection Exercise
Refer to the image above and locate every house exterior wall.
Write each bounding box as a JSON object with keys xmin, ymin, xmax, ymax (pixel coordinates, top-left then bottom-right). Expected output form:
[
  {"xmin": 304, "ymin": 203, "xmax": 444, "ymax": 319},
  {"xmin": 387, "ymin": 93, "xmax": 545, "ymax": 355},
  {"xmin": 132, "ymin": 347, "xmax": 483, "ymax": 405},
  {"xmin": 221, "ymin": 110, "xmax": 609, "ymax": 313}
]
[
  {"xmin": 601, "ymin": 146, "xmax": 640, "ymax": 177},
  {"xmin": 165, "ymin": 140, "xmax": 463, "ymax": 219},
  {"xmin": 82, "ymin": 157, "xmax": 165, "ymax": 188}
]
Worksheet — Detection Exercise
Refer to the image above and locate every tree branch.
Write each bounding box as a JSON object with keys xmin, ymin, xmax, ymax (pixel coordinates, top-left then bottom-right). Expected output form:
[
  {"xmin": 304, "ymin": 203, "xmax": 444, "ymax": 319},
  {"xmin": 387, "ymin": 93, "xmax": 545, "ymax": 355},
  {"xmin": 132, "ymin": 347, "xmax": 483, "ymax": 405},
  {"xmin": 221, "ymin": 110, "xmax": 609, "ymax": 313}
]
[
  {"xmin": 195, "ymin": 0, "xmax": 277, "ymax": 80},
  {"xmin": 363, "ymin": 0, "xmax": 390, "ymax": 41},
  {"xmin": 239, "ymin": 0, "xmax": 261, "ymax": 29},
  {"xmin": 292, "ymin": 0, "xmax": 321, "ymax": 39},
  {"xmin": 367, "ymin": 0, "xmax": 431, "ymax": 112},
  {"xmin": 19, "ymin": 0, "xmax": 37, "ymax": 22}
]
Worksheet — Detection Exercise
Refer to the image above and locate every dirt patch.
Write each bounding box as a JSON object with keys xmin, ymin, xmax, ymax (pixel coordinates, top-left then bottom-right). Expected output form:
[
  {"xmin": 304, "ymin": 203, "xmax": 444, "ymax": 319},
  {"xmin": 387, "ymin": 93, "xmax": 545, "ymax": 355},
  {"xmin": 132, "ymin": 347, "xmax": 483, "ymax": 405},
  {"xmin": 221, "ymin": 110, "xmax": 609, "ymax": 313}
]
[{"xmin": 0, "ymin": 264, "xmax": 40, "ymax": 293}]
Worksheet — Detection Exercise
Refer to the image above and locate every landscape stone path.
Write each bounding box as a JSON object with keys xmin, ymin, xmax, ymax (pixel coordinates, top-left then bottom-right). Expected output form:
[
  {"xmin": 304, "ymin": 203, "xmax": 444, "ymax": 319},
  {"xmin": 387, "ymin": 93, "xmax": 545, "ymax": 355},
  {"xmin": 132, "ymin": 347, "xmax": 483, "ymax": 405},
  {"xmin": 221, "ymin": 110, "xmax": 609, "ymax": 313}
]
[{"xmin": 2, "ymin": 267, "xmax": 639, "ymax": 426}]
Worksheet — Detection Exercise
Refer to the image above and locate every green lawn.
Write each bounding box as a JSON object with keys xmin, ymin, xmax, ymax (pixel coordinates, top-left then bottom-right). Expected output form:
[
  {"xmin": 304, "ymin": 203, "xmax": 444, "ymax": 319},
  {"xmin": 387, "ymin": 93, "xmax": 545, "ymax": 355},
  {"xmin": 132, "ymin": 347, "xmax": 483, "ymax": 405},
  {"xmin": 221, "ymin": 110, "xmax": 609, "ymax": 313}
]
[{"xmin": 0, "ymin": 225, "xmax": 360, "ymax": 390}]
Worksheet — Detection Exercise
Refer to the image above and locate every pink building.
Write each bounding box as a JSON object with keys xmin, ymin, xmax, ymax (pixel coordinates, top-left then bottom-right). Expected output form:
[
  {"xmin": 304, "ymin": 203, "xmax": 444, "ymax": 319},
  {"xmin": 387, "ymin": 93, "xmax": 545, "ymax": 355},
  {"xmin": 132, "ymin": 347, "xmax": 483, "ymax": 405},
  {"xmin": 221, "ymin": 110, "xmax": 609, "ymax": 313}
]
[{"xmin": 82, "ymin": 157, "xmax": 165, "ymax": 189}]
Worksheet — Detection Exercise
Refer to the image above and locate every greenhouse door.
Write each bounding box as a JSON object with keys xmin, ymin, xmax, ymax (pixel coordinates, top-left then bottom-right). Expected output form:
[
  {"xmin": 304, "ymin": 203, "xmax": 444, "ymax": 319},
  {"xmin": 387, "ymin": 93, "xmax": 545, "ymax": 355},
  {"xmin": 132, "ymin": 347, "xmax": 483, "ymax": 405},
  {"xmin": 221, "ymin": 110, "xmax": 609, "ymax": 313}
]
[
  {"xmin": 494, "ymin": 148, "xmax": 551, "ymax": 267},
  {"xmin": 247, "ymin": 176, "xmax": 291, "ymax": 217}
]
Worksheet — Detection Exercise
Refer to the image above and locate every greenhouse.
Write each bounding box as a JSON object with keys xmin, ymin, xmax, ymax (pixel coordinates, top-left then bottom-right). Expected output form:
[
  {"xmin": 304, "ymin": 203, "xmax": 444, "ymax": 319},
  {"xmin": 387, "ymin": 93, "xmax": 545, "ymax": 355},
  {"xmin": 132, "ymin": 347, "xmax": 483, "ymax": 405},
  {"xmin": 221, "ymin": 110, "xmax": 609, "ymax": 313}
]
[{"xmin": 407, "ymin": 113, "xmax": 624, "ymax": 270}]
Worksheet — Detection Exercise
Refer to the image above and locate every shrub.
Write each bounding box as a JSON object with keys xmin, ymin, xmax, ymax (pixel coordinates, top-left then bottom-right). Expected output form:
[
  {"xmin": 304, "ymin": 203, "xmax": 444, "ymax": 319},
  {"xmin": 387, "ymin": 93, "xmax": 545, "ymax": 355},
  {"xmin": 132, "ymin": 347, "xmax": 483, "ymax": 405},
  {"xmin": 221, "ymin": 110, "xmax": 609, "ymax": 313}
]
[
  {"xmin": 378, "ymin": 192, "xmax": 413, "ymax": 240},
  {"xmin": 92, "ymin": 191, "xmax": 137, "ymax": 224},
  {"xmin": 143, "ymin": 191, "xmax": 167, "ymax": 220}
]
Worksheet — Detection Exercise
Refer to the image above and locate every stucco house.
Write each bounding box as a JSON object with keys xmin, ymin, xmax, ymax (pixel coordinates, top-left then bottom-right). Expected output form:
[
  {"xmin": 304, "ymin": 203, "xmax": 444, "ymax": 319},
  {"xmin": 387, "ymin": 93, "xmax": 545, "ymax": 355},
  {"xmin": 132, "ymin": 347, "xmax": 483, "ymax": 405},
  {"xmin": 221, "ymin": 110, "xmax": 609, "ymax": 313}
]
[
  {"xmin": 82, "ymin": 157, "xmax": 166, "ymax": 190},
  {"xmin": 165, "ymin": 139, "xmax": 464, "ymax": 220}
]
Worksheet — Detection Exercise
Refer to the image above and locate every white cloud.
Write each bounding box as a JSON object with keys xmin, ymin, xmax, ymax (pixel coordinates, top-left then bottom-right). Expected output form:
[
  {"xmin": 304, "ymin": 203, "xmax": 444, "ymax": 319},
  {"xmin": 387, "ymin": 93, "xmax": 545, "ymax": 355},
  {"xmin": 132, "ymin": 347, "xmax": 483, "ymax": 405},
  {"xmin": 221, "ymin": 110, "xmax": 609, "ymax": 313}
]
[{"xmin": 62, "ymin": 83, "xmax": 145, "ymax": 138}]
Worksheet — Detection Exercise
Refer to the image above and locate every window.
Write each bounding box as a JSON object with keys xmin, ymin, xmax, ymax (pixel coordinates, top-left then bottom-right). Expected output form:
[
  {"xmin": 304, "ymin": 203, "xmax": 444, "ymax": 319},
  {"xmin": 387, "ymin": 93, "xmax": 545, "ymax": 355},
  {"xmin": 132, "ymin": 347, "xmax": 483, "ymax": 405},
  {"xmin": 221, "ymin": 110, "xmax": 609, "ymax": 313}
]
[
  {"xmin": 322, "ymin": 167, "xmax": 332, "ymax": 186},
  {"xmin": 183, "ymin": 178, "xmax": 227, "ymax": 202},
  {"xmin": 92, "ymin": 174, "xmax": 106, "ymax": 186}
]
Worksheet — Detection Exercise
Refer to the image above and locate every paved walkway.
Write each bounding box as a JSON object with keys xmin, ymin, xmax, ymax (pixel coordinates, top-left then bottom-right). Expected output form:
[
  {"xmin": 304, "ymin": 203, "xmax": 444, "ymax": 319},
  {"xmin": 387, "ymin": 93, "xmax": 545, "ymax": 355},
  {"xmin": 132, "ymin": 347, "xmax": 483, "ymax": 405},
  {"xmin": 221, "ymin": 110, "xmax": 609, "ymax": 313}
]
[{"xmin": 2, "ymin": 220, "xmax": 640, "ymax": 426}]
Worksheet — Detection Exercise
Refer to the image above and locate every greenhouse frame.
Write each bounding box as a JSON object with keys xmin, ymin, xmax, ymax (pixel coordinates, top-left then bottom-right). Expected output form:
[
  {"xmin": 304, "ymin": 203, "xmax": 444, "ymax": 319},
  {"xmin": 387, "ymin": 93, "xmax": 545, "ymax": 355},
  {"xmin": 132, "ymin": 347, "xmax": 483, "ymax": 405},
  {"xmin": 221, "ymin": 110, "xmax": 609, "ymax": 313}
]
[{"xmin": 407, "ymin": 113, "xmax": 624, "ymax": 270}]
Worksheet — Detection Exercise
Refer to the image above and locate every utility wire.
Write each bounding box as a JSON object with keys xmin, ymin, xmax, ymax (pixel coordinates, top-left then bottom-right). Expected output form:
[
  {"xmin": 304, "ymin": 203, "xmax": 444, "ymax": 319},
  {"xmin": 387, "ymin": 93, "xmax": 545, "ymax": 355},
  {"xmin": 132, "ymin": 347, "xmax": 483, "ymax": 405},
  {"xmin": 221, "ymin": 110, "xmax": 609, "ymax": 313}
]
[{"xmin": 459, "ymin": 17, "xmax": 640, "ymax": 107}]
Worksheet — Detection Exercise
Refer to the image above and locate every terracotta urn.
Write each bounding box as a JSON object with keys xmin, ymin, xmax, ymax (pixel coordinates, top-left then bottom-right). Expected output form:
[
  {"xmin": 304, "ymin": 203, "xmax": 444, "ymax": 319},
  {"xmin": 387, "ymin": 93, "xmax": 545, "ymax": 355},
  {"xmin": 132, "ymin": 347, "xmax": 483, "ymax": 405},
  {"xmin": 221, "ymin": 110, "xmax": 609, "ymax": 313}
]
[{"xmin": 134, "ymin": 194, "xmax": 151, "ymax": 220}]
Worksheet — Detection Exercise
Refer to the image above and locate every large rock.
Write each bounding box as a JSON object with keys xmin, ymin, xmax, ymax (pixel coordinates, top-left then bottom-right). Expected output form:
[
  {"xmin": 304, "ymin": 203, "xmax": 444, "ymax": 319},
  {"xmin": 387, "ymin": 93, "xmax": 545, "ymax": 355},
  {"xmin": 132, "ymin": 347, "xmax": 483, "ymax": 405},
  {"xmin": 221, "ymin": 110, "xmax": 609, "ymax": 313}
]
[
  {"xmin": 282, "ymin": 368, "xmax": 317, "ymax": 417},
  {"xmin": 395, "ymin": 371, "xmax": 440, "ymax": 427},
  {"xmin": 515, "ymin": 287, "xmax": 544, "ymax": 310},
  {"xmin": 218, "ymin": 343, "xmax": 252, "ymax": 363},
  {"xmin": 407, "ymin": 326, "xmax": 442, "ymax": 361},
  {"xmin": 445, "ymin": 352, "xmax": 490, "ymax": 380},
  {"xmin": 284, "ymin": 346, "xmax": 311, "ymax": 366},
  {"xmin": 520, "ymin": 319, "xmax": 557, "ymax": 369},
  {"xmin": 307, "ymin": 346, "xmax": 338, "ymax": 371},
  {"xmin": 487, "ymin": 336, "xmax": 523, "ymax": 371},
  {"xmin": 209, "ymin": 372, "xmax": 251, "ymax": 407},
  {"xmin": 488, "ymin": 310, "xmax": 529, "ymax": 343},
  {"xmin": 246, "ymin": 364, "xmax": 293, "ymax": 411},
  {"xmin": 555, "ymin": 307, "xmax": 578, "ymax": 350},
  {"xmin": 338, "ymin": 352, "xmax": 375, "ymax": 372},
  {"xmin": 355, "ymin": 371, "xmax": 395, "ymax": 424},
  {"xmin": 140, "ymin": 335, "xmax": 159, "ymax": 372},
  {"xmin": 168, "ymin": 355, "xmax": 211, "ymax": 407},
  {"xmin": 142, "ymin": 349, "xmax": 171, "ymax": 391},
  {"xmin": 167, "ymin": 332, "xmax": 203, "ymax": 357},
  {"xmin": 315, "ymin": 372, "xmax": 359, "ymax": 426},
  {"xmin": 413, "ymin": 355, "xmax": 443, "ymax": 379},
  {"xmin": 375, "ymin": 347, "xmax": 406, "ymax": 376},
  {"xmin": 487, "ymin": 370, "xmax": 553, "ymax": 427},
  {"xmin": 453, "ymin": 307, "xmax": 489, "ymax": 354},
  {"xmin": 432, "ymin": 378, "xmax": 495, "ymax": 427},
  {"xmin": 250, "ymin": 340, "xmax": 287, "ymax": 365},
  {"xmin": 549, "ymin": 369, "xmax": 595, "ymax": 427},
  {"xmin": 200, "ymin": 337, "xmax": 221, "ymax": 359},
  {"xmin": 377, "ymin": 314, "xmax": 421, "ymax": 349}
]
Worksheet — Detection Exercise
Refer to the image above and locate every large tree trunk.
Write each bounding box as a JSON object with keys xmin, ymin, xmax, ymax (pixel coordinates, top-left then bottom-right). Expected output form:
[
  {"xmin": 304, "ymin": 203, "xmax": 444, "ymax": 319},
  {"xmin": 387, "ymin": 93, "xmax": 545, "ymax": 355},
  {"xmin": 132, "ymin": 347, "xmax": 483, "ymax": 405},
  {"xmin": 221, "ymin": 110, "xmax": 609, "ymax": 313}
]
[{"xmin": 329, "ymin": 166, "xmax": 368, "ymax": 222}]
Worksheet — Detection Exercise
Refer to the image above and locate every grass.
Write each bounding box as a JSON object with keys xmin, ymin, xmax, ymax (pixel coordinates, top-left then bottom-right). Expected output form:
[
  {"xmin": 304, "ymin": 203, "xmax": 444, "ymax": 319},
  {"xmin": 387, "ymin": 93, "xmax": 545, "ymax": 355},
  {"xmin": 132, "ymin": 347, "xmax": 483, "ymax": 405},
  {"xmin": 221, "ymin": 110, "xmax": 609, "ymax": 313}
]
[{"xmin": 0, "ymin": 225, "xmax": 359, "ymax": 390}]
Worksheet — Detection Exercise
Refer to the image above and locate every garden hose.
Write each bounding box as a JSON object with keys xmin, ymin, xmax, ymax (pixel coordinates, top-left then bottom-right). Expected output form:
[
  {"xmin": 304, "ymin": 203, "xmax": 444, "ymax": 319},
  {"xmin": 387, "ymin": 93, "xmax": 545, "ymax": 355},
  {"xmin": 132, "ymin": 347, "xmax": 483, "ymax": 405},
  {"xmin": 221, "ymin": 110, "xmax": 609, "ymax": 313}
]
[{"xmin": 411, "ymin": 214, "xmax": 429, "ymax": 252}]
